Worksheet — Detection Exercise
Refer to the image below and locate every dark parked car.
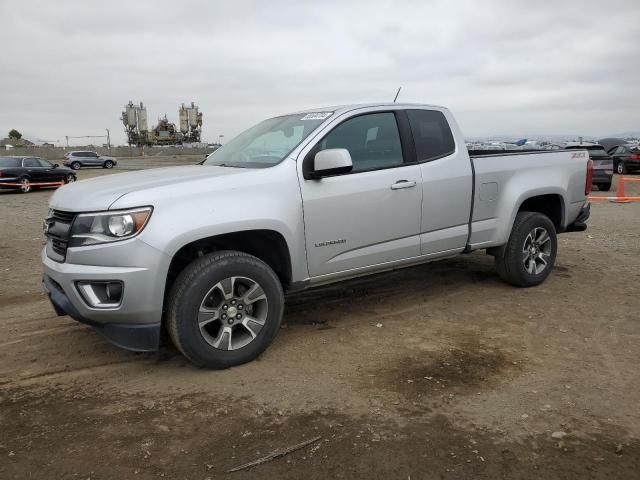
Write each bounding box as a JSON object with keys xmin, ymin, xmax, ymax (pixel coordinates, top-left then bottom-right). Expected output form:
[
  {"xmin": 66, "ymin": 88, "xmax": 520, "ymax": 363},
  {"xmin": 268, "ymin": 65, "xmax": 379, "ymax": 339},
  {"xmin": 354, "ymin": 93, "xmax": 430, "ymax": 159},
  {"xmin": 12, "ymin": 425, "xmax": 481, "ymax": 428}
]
[
  {"xmin": 63, "ymin": 151, "xmax": 117, "ymax": 170},
  {"xmin": 0, "ymin": 156, "xmax": 76, "ymax": 193},
  {"xmin": 565, "ymin": 144, "xmax": 613, "ymax": 191},
  {"xmin": 607, "ymin": 144, "xmax": 640, "ymax": 174}
]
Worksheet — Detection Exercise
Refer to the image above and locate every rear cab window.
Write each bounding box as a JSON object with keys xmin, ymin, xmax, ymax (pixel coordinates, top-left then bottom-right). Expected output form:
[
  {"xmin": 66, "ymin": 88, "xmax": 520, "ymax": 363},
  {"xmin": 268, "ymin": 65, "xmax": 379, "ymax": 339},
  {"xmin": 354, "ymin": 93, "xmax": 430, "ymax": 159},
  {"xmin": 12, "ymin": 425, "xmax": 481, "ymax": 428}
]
[{"xmin": 406, "ymin": 109, "xmax": 455, "ymax": 162}]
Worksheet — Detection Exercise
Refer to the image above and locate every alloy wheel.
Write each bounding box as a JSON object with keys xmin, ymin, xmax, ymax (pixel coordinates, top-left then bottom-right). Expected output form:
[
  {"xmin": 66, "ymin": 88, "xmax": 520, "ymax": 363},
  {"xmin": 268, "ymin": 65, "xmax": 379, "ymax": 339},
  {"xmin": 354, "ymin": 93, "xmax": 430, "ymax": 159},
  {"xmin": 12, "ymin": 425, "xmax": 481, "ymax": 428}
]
[
  {"xmin": 198, "ymin": 276, "xmax": 268, "ymax": 351},
  {"xmin": 522, "ymin": 227, "xmax": 552, "ymax": 275}
]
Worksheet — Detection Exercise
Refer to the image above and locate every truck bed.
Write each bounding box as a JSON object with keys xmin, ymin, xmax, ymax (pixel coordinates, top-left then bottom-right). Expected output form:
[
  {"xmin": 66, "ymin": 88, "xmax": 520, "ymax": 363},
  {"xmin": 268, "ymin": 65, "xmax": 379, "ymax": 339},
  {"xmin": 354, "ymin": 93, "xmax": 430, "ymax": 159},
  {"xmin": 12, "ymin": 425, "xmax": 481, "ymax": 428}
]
[{"xmin": 466, "ymin": 149, "xmax": 589, "ymax": 251}]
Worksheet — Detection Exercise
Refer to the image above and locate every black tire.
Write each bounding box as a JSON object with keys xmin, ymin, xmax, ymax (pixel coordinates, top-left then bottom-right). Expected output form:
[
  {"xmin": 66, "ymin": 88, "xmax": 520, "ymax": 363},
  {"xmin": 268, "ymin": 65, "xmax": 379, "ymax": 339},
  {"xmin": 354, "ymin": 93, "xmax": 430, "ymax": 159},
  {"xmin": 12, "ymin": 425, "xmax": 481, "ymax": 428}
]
[
  {"xmin": 71, "ymin": 161, "xmax": 81, "ymax": 170},
  {"xmin": 617, "ymin": 162, "xmax": 627, "ymax": 175},
  {"xmin": 167, "ymin": 250, "xmax": 284, "ymax": 368},
  {"xmin": 17, "ymin": 176, "xmax": 31, "ymax": 194},
  {"xmin": 495, "ymin": 212, "xmax": 557, "ymax": 288},
  {"xmin": 64, "ymin": 174, "xmax": 76, "ymax": 184},
  {"xmin": 597, "ymin": 182, "xmax": 611, "ymax": 191},
  {"xmin": 103, "ymin": 160, "xmax": 114, "ymax": 169}
]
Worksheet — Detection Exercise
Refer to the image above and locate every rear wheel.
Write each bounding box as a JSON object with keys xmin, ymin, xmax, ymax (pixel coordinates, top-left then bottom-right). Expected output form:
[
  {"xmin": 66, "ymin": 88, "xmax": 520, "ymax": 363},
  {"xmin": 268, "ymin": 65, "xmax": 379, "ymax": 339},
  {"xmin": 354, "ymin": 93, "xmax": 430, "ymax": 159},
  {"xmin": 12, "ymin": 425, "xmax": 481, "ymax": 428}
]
[
  {"xmin": 71, "ymin": 161, "xmax": 81, "ymax": 170},
  {"xmin": 495, "ymin": 212, "xmax": 557, "ymax": 287},
  {"xmin": 18, "ymin": 177, "xmax": 31, "ymax": 194},
  {"xmin": 167, "ymin": 250, "xmax": 284, "ymax": 368},
  {"xmin": 103, "ymin": 160, "xmax": 114, "ymax": 169},
  {"xmin": 617, "ymin": 162, "xmax": 627, "ymax": 175}
]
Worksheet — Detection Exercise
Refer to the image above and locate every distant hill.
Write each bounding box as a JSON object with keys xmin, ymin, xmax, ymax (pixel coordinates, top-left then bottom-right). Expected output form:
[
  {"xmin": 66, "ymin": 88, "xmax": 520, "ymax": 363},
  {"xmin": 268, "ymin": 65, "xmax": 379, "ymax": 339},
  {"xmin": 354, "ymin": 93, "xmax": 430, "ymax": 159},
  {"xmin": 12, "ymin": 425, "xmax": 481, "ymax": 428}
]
[
  {"xmin": 0, "ymin": 137, "xmax": 34, "ymax": 147},
  {"xmin": 606, "ymin": 131, "xmax": 640, "ymax": 139}
]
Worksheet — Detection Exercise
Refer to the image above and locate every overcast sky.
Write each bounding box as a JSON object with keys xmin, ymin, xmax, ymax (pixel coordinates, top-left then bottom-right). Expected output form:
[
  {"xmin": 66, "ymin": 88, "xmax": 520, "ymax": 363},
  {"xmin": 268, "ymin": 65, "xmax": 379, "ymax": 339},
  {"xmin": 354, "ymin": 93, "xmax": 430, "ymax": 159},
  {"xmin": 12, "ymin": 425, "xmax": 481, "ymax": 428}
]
[{"xmin": 1, "ymin": 0, "xmax": 638, "ymax": 145}]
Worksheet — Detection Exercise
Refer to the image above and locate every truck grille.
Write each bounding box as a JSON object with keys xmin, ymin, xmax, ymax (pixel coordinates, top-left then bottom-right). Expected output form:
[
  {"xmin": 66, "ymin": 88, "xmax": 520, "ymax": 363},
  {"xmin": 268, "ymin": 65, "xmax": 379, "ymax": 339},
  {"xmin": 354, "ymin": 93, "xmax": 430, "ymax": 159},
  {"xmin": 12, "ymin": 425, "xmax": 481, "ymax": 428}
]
[
  {"xmin": 45, "ymin": 209, "xmax": 76, "ymax": 261},
  {"xmin": 50, "ymin": 209, "xmax": 75, "ymax": 223}
]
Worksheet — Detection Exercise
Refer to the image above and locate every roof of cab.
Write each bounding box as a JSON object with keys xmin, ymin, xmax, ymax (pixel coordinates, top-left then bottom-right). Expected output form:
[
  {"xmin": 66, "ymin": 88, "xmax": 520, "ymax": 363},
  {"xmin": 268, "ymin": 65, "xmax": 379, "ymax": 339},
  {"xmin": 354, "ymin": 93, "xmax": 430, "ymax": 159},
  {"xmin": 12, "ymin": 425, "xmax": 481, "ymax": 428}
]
[{"xmin": 288, "ymin": 102, "xmax": 447, "ymax": 116}]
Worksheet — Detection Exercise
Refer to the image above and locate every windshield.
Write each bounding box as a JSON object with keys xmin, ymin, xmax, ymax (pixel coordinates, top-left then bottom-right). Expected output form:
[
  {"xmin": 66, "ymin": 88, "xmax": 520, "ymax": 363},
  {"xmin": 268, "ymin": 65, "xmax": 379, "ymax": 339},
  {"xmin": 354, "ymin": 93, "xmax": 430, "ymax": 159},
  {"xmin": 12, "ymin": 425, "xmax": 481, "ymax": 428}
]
[{"xmin": 203, "ymin": 112, "xmax": 332, "ymax": 168}]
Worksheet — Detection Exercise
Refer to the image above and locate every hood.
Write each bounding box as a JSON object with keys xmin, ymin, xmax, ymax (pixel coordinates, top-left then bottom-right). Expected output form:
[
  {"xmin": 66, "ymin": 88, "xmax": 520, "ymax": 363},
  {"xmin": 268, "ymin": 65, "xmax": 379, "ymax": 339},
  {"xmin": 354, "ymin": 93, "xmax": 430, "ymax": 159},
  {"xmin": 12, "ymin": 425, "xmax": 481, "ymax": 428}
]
[{"xmin": 49, "ymin": 165, "xmax": 254, "ymax": 211}]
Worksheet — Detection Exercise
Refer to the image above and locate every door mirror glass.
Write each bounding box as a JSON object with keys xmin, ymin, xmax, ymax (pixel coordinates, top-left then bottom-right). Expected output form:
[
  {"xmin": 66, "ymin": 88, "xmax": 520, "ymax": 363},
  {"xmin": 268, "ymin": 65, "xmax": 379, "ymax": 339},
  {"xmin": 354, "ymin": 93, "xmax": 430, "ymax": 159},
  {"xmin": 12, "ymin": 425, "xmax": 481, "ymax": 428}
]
[{"xmin": 312, "ymin": 148, "xmax": 353, "ymax": 178}]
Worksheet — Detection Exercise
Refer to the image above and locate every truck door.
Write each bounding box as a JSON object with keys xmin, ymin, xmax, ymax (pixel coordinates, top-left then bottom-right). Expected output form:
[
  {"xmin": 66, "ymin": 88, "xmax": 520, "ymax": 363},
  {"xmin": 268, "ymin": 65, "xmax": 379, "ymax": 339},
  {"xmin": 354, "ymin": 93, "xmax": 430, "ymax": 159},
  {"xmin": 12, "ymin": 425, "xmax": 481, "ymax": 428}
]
[
  {"xmin": 298, "ymin": 111, "xmax": 422, "ymax": 277},
  {"xmin": 405, "ymin": 109, "xmax": 473, "ymax": 255}
]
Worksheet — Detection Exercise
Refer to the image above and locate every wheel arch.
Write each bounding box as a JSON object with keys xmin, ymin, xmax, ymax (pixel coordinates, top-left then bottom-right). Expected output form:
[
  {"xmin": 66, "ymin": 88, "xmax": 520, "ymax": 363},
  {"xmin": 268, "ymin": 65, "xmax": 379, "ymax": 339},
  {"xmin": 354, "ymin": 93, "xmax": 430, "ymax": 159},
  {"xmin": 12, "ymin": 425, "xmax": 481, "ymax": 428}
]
[
  {"xmin": 163, "ymin": 229, "xmax": 293, "ymax": 314},
  {"xmin": 516, "ymin": 193, "xmax": 565, "ymax": 231}
]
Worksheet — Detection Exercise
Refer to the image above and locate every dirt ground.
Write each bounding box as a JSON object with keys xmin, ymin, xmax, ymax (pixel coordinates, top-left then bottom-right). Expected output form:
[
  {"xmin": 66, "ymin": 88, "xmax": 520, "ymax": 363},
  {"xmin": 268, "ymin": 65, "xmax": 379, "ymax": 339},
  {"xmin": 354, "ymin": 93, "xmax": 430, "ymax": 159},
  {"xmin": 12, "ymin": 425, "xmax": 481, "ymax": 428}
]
[{"xmin": 1, "ymin": 158, "xmax": 639, "ymax": 479}]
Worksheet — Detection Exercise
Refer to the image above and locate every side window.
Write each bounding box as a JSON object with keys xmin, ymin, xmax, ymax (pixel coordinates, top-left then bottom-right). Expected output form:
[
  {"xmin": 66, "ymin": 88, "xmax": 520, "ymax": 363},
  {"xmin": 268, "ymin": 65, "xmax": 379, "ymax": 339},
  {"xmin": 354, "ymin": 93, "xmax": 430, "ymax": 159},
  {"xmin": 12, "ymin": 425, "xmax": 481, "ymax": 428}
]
[
  {"xmin": 38, "ymin": 159, "xmax": 53, "ymax": 167},
  {"xmin": 318, "ymin": 113, "xmax": 403, "ymax": 172},
  {"xmin": 406, "ymin": 109, "xmax": 455, "ymax": 162},
  {"xmin": 23, "ymin": 158, "xmax": 40, "ymax": 167},
  {"xmin": 89, "ymin": 152, "xmax": 99, "ymax": 158}
]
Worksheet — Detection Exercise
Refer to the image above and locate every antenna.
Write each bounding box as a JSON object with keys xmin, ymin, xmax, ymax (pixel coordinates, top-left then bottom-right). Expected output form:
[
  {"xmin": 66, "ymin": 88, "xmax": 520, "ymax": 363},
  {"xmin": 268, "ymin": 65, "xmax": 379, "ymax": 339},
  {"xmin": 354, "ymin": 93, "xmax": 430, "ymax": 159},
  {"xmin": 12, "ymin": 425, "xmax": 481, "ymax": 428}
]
[{"xmin": 393, "ymin": 87, "xmax": 402, "ymax": 103}]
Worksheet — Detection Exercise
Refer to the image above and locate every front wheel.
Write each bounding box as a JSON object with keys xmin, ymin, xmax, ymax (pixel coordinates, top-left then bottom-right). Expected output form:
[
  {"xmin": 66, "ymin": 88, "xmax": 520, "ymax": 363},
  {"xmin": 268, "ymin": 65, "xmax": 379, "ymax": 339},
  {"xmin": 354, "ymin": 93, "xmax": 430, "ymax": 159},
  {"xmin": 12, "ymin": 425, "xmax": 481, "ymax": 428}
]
[
  {"xmin": 167, "ymin": 251, "xmax": 284, "ymax": 368},
  {"xmin": 495, "ymin": 212, "xmax": 557, "ymax": 287},
  {"xmin": 64, "ymin": 174, "xmax": 76, "ymax": 184},
  {"xmin": 103, "ymin": 160, "xmax": 114, "ymax": 169}
]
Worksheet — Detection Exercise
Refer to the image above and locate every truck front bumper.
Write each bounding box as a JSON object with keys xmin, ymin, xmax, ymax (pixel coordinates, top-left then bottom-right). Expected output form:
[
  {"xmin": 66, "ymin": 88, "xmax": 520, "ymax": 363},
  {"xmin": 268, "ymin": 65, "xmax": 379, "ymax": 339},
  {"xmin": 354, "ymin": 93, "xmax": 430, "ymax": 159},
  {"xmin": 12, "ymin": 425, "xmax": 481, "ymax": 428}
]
[{"xmin": 41, "ymin": 243, "xmax": 169, "ymax": 352}]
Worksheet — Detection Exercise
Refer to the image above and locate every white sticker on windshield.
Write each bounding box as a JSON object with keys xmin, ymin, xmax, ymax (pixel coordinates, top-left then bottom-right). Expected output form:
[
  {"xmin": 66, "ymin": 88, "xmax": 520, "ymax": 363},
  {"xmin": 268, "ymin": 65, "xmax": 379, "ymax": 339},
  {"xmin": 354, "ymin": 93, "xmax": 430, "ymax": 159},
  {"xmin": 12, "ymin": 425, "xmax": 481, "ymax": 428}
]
[{"xmin": 300, "ymin": 112, "xmax": 333, "ymax": 121}]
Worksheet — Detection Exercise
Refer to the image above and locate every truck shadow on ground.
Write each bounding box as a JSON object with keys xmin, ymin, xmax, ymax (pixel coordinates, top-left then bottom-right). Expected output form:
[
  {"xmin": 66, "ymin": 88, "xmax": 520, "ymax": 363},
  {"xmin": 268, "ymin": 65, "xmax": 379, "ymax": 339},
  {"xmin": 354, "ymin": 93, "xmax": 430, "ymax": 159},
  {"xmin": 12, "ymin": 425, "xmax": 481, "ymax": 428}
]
[{"xmin": 284, "ymin": 253, "xmax": 501, "ymax": 327}]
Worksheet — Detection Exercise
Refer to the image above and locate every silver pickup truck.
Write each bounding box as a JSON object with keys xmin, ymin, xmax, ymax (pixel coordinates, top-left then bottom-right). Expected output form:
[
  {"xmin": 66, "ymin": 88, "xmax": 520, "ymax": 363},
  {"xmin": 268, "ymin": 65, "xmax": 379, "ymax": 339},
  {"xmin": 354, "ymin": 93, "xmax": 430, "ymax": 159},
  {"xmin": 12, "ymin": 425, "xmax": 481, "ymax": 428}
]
[{"xmin": 42, "ymin": 103, "xmax": 591, "ymax": 368}]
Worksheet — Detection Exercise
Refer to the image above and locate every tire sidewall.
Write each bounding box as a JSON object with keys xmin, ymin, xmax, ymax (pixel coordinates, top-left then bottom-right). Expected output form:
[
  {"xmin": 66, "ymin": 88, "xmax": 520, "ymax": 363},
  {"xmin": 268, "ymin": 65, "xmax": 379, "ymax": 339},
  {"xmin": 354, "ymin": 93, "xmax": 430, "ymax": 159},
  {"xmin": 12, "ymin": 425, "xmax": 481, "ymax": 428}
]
[
  {"xmin": 170, "ymin": 253, "xmax": 284, "ymax": 368},
  {"xmin": 507, "ymin": 213, "xmax": 557, "ymax": 287},
  {"xmin": 104, "ymin": 160, "xmax": 113, "ymax": 169},
  {"xmin": 72, "ymin": 162, "xmax": 81, "ymax": 170}
]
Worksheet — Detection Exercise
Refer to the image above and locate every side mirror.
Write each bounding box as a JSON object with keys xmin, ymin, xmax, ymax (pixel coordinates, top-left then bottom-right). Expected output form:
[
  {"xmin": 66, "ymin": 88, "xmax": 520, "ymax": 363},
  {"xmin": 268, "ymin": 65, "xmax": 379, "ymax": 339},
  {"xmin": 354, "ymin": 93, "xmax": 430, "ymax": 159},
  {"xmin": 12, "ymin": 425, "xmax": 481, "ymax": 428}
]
[
  {"xmin": 310, "ymin": 148, "xmax": 353, "ymax": 179},
  {"xmin": 52, "ymin": 163, "xmax": 59, "ymax": 168}
]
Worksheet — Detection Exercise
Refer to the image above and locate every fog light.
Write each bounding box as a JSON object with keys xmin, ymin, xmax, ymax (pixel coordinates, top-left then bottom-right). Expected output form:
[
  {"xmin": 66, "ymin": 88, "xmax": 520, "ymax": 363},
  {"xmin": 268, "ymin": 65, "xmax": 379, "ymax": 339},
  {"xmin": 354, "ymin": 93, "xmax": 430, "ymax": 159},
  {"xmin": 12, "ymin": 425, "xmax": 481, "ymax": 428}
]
[{"xmin": 76, "ymin": 281, "xmax": 123, "ymax": 308}]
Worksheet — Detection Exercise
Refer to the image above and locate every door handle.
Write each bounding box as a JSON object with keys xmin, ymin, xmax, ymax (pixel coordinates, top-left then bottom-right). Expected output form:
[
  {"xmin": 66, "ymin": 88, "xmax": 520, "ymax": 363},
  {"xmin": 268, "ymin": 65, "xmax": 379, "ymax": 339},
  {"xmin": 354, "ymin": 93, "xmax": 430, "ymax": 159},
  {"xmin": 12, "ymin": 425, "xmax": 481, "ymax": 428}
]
[{"xmin": 390, "ymin": 180, "xmax": 417, "ymax": 190}]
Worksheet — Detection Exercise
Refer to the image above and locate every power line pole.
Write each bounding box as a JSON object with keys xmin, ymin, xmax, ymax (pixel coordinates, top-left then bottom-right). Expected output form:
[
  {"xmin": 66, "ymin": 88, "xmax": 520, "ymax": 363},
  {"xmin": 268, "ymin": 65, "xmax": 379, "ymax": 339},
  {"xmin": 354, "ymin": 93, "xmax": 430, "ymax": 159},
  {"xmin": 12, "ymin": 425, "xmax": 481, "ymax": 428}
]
[{"xmin": 106, "ymin": 128, "xmax": 111, "ymax": 148}]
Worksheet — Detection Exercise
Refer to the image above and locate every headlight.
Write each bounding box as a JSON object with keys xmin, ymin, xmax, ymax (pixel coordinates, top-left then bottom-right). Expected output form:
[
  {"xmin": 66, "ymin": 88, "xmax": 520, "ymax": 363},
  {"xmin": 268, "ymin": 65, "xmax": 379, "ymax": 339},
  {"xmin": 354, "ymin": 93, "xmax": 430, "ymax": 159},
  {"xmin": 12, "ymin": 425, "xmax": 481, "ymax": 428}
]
[{"xmin": 69, "ymin": 207, "xmax": 152, "ymax": 247}]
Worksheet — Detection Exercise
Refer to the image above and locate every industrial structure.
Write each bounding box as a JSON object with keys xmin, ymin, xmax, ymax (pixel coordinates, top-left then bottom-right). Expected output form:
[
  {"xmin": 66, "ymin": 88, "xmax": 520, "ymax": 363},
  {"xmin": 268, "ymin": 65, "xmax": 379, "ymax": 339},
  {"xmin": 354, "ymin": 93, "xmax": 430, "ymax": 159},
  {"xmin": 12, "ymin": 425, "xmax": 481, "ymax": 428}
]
[
  {"xmin": 121, "ymin": 101, "xmax": 202, "ymax": 146},
  {"xmin": 179, "ymin": 102, "xmax": 203, "ymax": 144}
]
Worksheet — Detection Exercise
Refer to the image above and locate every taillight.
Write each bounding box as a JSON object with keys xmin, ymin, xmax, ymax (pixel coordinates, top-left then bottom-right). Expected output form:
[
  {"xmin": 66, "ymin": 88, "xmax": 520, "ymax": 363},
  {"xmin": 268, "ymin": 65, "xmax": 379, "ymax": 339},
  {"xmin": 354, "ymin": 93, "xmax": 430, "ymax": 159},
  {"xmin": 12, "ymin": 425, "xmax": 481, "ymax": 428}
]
[
  {"xmin": 585, "ymin": 159, "xmax": 593, "ymax": 195},
  {"xmin": 631, "ymin": 154, "xmax": 640, "ymax": 160}
]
